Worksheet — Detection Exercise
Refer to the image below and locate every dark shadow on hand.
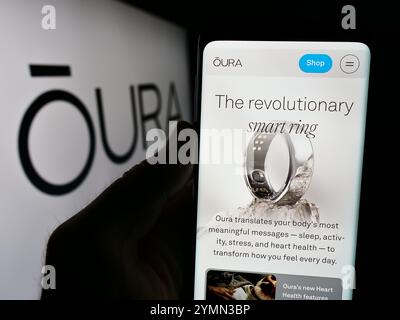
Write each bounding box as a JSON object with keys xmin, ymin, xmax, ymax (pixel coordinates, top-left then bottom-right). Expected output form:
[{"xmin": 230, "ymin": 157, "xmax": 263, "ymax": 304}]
[{"xmin": 41, "ymin": 121, "xmax": 195, "ymax": 299}]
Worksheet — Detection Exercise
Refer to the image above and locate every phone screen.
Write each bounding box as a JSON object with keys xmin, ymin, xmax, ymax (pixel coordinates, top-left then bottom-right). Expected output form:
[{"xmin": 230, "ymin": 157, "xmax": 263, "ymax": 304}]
[{"xmin": 194, "ymin": 41, "xmax": 370, "ymax": 300}]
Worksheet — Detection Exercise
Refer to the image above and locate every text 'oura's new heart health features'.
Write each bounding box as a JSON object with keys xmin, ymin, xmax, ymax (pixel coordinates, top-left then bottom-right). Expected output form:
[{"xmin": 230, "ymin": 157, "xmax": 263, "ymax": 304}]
[{"xmin": 195, "ymin": 41, "xmax": 370, "ymax": 300}]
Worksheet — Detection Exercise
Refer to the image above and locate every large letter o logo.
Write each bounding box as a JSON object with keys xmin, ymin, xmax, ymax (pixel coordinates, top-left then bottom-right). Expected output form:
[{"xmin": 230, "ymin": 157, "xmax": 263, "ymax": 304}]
[{"xmin": 18, "ymin": 90, "xmax": 96, "ymax": 195}]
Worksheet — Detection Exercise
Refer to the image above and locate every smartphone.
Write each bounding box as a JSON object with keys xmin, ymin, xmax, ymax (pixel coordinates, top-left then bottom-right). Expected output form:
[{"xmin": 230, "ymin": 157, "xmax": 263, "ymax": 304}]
[{"xmin": 193, "ymin": 39, "xmax": 370, "ymax": 300}]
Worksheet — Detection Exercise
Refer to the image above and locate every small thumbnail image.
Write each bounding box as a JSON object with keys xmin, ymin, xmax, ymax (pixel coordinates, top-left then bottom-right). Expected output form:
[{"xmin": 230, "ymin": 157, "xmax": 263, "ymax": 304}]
[{"xmin": 206, "ymin": 270, "xmax": 277, "ymax": 301}]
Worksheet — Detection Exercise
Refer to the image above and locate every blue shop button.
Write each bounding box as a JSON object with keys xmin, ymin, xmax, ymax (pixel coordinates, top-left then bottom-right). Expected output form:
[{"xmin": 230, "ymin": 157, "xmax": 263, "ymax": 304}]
[{"xmin": 299, "ymin": 54, "xmax": 332, "ymax": 73}]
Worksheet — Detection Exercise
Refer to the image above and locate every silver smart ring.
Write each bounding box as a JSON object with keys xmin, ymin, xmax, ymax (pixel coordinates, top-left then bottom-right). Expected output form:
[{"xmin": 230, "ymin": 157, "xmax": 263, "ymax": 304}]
[{"xmin": 244, "ymin": 128, "xmax": 314, "ymax": 205}]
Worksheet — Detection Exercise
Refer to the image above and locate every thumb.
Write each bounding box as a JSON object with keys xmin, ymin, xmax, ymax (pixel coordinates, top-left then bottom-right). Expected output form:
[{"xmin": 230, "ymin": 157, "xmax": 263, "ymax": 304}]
[{"xmin": 84, "ymin": 121, "xmax": 194, "ymax": 238}]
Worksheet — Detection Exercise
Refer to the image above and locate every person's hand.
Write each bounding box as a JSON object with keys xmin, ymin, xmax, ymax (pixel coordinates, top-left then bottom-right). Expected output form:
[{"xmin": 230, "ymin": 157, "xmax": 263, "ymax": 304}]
[
  {"xmin": 207, "ymin": 285, "xmax": 235, "ymax": 300},
  {"xmin": 42, "ymin": 122, "xmax": 194, "ymax": 299}
]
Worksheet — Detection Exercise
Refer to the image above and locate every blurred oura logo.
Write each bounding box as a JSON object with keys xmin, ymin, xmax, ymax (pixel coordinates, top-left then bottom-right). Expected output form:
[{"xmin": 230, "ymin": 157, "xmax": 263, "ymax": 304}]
[
  {"xmin": 213, "ymin": 57, "xmax": 243, "ymax": 67},
  {"xmin": 18, "ymin": 64, "xmax": 182, "ymax": 195}
]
